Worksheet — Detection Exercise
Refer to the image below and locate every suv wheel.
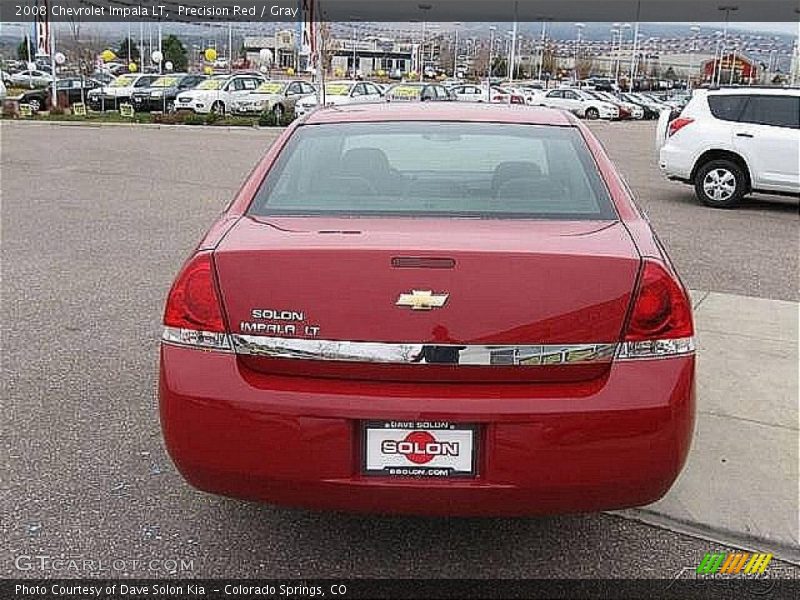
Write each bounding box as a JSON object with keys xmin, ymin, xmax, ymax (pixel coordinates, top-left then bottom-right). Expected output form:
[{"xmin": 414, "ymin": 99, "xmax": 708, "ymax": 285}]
[
  {"xmin": 694, "ymin": 159, "xmax": 746, "ymax": 208},
  {"xmin": 211, "ymin": 101, "xmax": 225, "ymax": 116},
  {"xmin": 585, "ymin": 107, "xmax": 599, "ymax": 120},
  {"xmin": 272, "ymin": 104, "xmax": 284, "ymax": 120}
]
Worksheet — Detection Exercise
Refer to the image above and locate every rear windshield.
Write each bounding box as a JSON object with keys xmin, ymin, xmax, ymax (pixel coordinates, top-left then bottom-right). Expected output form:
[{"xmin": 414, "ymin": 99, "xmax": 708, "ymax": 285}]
[{"xmin": 249, "ymin": 122, "xmax": 616, "ymax": 220}]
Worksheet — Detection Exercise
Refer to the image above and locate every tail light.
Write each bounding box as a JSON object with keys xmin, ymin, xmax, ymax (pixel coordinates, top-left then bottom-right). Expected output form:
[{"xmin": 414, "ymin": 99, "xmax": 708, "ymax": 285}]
[
  {"xmin": 617, "ymin": 259, "xmax": 694, "ymax": 360},
  {"xmin": 162, "ymin": 252, "xmax": 231, "ymax": 351},
  {"xmin": 668, "ymin": 117, "xmax": 694, "ymax": 137},
  {"xmin": 511, "ymin": 95, "xmax": 524, "ymax": 105}
]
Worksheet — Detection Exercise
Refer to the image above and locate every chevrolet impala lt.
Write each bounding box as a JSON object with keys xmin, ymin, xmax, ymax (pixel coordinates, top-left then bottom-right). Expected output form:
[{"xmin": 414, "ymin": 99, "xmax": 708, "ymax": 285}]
[{"xmin": 159, "ymin": 103, "xmax": 695, "ymax": 515}]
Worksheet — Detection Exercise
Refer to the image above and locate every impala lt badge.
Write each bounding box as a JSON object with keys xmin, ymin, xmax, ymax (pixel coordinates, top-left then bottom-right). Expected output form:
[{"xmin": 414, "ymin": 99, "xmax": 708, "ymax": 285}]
[{"xmin": 396, "ymin": 290, "xmax": 449, "ymax": 311}]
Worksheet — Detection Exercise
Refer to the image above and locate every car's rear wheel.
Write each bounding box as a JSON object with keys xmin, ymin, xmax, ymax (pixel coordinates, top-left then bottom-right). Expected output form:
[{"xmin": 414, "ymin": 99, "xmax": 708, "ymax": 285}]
[
  {"xmin": 272, "ymin": 104, "xmax": 284, "ymax": 120},
  {"xmin": 28, "ymin": 98, "xmax": 41, "ymax": 112},
  {"xmin": 585, "ymin": 107, "xmax": 599, "ymax": 120},
  {"xmin": 211, "ymin": 101, "xmax": 225, "ymax": 116},
  {"xmin": 694, "ymin": 159, "xmax": 746, "ymax": 208}
]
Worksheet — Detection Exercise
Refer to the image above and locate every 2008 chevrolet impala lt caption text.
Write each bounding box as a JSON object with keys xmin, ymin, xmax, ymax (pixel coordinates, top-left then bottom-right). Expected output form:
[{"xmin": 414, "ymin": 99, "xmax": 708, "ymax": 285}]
[{"xmin": 159, "ymin": 103, "xmax": 696, "ymax": 515}]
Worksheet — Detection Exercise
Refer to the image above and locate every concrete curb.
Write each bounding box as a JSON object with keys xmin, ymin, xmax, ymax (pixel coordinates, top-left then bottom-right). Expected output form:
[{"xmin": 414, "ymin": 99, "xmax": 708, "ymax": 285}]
[{"xmin": 614, "ymin": 289, "xmax": 799, "ymax": 565}]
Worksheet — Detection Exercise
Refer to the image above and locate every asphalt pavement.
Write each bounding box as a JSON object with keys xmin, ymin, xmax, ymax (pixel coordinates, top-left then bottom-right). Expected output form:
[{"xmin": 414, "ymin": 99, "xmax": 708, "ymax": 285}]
[{"xmin": 1, "ymin": 120, "xmax": 797, "ymax": 580}]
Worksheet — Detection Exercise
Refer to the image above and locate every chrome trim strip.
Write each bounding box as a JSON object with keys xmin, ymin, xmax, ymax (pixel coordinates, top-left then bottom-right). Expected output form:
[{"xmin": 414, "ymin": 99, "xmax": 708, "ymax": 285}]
[
  {"xmin": 615, "ymin": 336, "xmax": 695, "ymax": 360},
  {"xmin": 230, "ymin": 334, "xmax": 617, "ymax": 366},
  {"xmin": 162, "ymin": 326, "xmax": 233, "ymax": 352}
]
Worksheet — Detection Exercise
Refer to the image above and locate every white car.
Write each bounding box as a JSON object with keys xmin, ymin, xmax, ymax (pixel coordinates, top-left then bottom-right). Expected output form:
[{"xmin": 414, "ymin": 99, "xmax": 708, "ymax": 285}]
[
  {"xmin": 536, "ymin": 88, "xmax": 619, "ymax": 120},
  {"xmin": 175, "ymin": 73, "xmax": 266, "ymax": 115},
  {"xmin": 10, "ymin": 70, "xmax": 53, "ymax": 88},
  {"xmin": 657, "ymin": 87, "xmax": 800, "ymax": 208},
  {"xmin": 294, "ymin": 80, "xmax": 383, "ymax": 116},
  {"xmin": 449, "ymin": 83, "xmax": 487, "ymax": 102}
]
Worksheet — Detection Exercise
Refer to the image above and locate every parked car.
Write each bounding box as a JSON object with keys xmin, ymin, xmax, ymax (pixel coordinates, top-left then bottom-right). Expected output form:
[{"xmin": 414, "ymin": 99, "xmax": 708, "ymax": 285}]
[
  {"xmin": 489, "ymin": 86, "xmax": 528, "ymax": 105},
  {"xmin": 87, "ymin": 73, "xmax": 160, "ymax": 110},
  {"xmin": 10, "ymin": 70, "xmax": 53, "ymax": 88},
  {"xmin": 657, "ymin": 87, "xmax": 800, "ymax": 208},
  {"xmin": 536, "ymin": 88, "xmax": 619, "ymax": 120},
  {"xmin": 449, "ymin": 83, "xmax": 487, "ymax": 102},
  {"xmin": 619, "ymin": 92, "xmax": 664, "ymax": 120},
  {"xmin": 131, "ymin": 73, "xmax": 208, "ymax": 113},
  {"xmin": 159, "ymin": 102, "xmax": 696, "ymax": 516},
  {"xmin": 174, "ymin": 73, "xmax": 266, "ymax": 115},
  {"xmin": 295, "ymin": 80, "xmax": 383, "ymax": 116},
  {"xmin": 586, "ymin": 90, "xmax": 644, "ymax": 120},
  {"xmin": 6, "ymin": 86, "xmax": 49, "ymax": 112},
  {"xmin": 385, "ymin": 82, "xmax": 454, "ymax": 102},
  {"xmin": 231, "ymin": 79, "xmax": 316, "ymax": 118},
  {"xmin": 55, "ymin": 77, "xmax": 103, "ymax": 106}
]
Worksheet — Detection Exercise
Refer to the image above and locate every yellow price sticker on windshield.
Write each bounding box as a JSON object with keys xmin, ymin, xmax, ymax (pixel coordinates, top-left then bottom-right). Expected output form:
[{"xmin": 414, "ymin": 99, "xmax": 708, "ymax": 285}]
[
  {"xmin": 111, "ymin": 76, "xmax": 136, "ymax": 88},
  {"xmin": 153, "ymin": 77, "xmax": 178, "ymax": 87},
  {"xmin": 325, "ymin": 84, "xmax": 349, "ymax": 96},
  {"xmin": 390, "ymin": 86, "xmax": 421, "ymax": 98},
  {"xmin": 257, "ymin": 83, "xmax": 284, "ymax": 94},
  {"xmin": 197, "ymin": 79, "xmax": 224, "ymax": 90}
]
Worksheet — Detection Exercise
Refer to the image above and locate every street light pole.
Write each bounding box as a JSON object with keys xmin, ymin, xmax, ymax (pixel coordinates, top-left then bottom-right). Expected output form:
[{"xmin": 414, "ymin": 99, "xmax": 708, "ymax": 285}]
[
  {"xmin": 537, "ymin": 19, "xmax": 547, "ymax": 82},
  {"xmin": 453, "ymin": 27, "xmax": 459, "ymax": 77},
  {"xmin": 574, "ymin": 22, "xmax": 585, "ymax": 82},
  {"xmin": 487, "ymin": 25, "xmax": 496, "ymax": 101},
  {"xmin": 716, "ymin": 5, "xmax": 739, "ymax": 86},
  {"xmin": 509, "ymin": 1, "xmax": 518, "ymax": 84},
  {"xmin": 688, "ymin": 25, "xmax": 700, "ymax": 90}
]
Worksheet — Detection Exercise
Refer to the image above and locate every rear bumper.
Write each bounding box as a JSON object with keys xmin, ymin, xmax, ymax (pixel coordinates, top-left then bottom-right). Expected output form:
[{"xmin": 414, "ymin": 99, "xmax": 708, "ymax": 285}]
[
  {"xmin": 159, "ymin": 344, "xmax": 695, "ymax": 516},
  {"xmin": 659, "ymin": 143, "xmax": 694, "ymax": 181}
]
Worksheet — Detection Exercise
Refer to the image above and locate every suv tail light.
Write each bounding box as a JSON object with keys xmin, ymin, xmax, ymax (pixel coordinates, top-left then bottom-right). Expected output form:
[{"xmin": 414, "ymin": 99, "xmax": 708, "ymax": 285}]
[
  {"xmin": 617, "ymin": 259, "xmax": 694, "ymax": 360},
  {"xmin": 162, "ymin": 252, "xmax": 231, "ymax": 351},
  {"xmin": 511, "ymin": 95, "xmax": 524, "ymax": 105},
  {"xmin": 668, "ymin": 117, "xmax": 694, "ymax": 137}
]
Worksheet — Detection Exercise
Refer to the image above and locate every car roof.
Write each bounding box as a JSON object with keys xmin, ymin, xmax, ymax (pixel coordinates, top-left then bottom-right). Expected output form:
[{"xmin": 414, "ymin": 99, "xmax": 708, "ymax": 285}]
[{"xmin": 303, "ymin": 102, "xmax": 574, "ymax": 126}]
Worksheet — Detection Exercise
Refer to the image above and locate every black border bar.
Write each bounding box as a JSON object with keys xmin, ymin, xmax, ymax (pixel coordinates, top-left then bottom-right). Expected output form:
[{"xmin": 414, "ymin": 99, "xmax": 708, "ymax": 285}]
[
  {"xmin": 4, "ymin": 578, "xmax": 800, "ymax": 599},
  {"xmin": 4, "ymin": 0, "xmax": 800, "ymax": 23}
]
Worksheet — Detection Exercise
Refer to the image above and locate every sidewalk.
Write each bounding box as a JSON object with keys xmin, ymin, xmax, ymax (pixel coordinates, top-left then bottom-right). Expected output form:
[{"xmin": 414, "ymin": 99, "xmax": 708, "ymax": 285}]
[{"xmin": 616, "ymin": 290, "xmax": 799, "ymax": 563}]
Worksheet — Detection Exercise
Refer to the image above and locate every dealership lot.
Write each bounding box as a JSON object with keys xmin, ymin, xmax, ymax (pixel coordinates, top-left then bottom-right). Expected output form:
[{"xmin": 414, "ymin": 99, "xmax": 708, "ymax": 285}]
[{"xmin": 2, "ymin": 120, "xmax": 797, "ymax": 578}]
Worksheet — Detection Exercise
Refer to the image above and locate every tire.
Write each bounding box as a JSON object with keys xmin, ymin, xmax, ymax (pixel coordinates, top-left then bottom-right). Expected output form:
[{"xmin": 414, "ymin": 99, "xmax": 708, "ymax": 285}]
[
  {"xmin": 585, "ymin": 107, "xmax": 599, "ymax": 120},
  {"xmin": 272, "ymin": 104, "xmax": 284, "ymax": 120},
  {"xmin": 166, "ymin": 101, "xmax": 175, "ymax": 114},
  {"xmin": 28, "ymin": 98, "xmax": 41, "ymax": 112},
  {"xmin": 694, "ymin": 159, "xmax": 747, "ymax": 208},
  {"xmin": 211, "ymin": 101, "xmax": 225, "ymax": 116}
]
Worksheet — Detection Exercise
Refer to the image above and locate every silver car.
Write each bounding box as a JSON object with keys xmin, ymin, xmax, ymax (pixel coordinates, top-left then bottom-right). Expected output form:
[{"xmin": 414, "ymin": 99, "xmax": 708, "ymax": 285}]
[{"xmin": 231, "ymin": 79, "xmax": 316, "ymax": 118}]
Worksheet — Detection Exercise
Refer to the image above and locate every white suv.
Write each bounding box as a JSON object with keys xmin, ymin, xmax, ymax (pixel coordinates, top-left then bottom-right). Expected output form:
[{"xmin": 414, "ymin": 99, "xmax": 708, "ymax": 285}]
[{"xmin": 657, "ymin": 88, "xmax": 800, "ymax": 208}]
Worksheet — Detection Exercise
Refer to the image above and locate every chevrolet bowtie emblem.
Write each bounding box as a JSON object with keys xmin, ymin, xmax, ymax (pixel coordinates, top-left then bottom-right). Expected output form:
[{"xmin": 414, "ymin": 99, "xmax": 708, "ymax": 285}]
[{"xmin": 396, "ymin": 290, "xmax": 449, "ymax": 311}]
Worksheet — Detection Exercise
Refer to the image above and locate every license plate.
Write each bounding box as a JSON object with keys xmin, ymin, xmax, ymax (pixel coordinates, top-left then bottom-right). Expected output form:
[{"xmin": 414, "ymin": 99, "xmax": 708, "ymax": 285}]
[{"xmin": 362, "ymin": 421, "xmax": 477, "ymax": 478}]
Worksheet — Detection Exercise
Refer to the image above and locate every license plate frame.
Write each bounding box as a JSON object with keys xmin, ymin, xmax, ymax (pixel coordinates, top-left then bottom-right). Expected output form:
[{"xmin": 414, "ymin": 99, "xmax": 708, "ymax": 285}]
[{"xmin": 361, "ymin": 421, "xmax": 478, "ymax": 478}]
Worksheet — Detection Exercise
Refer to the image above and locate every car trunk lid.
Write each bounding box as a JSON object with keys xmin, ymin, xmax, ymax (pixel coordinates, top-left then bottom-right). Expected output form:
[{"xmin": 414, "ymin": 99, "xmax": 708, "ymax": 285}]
[{"xmin": 214, "ymin": 216, "xmax": 641, "ymax": 382}]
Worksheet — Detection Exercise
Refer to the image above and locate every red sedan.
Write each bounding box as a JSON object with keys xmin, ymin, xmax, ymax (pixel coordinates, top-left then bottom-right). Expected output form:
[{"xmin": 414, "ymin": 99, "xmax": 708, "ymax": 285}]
[{"xmin": 160, "ymin": 103, "xmax": 695, "ymax": 516}]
